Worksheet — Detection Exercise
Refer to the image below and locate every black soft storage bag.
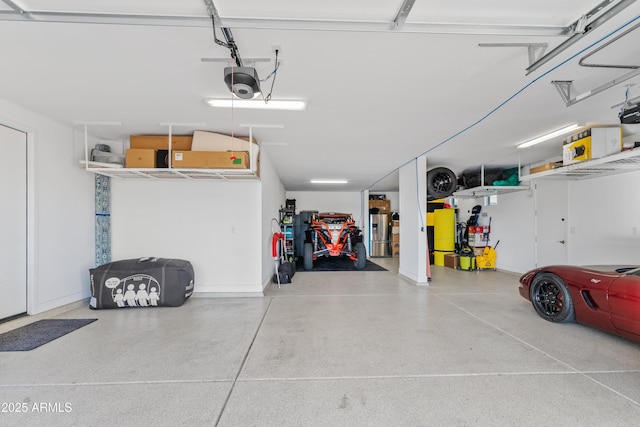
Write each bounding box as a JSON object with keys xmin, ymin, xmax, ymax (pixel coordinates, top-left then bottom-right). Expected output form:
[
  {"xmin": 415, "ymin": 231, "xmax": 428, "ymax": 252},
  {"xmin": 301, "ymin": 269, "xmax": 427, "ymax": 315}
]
[
  {"xmin": 89, "ymin": 257, "xmax": 194, "ymax": 309},
  {"xmin": 273, "ymin": 261, "xmax": 296, "ymax": 284}
]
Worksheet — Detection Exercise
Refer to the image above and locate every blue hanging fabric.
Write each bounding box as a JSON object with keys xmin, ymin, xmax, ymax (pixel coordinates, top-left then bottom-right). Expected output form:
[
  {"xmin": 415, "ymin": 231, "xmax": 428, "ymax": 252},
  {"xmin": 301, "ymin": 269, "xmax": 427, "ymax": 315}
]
[{"xmin": 95, "ymin": 174, "xmax": 111, "ymax": 266}]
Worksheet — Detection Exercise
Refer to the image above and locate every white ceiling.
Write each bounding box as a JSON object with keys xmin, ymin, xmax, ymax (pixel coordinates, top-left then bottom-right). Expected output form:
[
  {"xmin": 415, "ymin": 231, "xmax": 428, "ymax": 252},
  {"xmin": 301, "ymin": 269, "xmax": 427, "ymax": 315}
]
[{"xmin": 1, "ymin": 0, "xmax": 640, "ymax": 191}]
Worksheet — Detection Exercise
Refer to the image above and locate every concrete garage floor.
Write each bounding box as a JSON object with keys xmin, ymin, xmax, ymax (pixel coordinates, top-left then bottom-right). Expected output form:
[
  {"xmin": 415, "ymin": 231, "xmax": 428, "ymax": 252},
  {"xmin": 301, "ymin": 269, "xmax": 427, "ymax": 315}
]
[{"xmin": 1, "ymin": 259, "xmax": 640, "ymax": 426}]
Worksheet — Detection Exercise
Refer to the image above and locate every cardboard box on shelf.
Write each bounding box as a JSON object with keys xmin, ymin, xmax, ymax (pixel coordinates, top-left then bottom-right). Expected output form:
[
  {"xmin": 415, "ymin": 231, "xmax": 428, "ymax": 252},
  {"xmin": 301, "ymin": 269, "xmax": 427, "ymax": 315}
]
[
  {"xmin": 529, "ymin": 161, "xmax": 563, "ymax": 175},
  {"xmin": 172, "ymin": 151, "xmax": 249, "ymax": 169},
  {"xmin": 190, "ymin": 131, "xmax": 259, "ymax": 175},
  {"xmin": 129, "ymin": 135, "xmax": 193, "ymax": 151},
  {"xmin": 563, "ymin": 138, "xmax": 591, "ymax": 164},
  {"xmin": 125, "ymin": 148, "xmax": 156, "ymax": 168},
  {"xmin": 191, "ymin": 130, "xmax": 257, "ymax": 151},
  {"xmin": 369, "ymin": 199, "xmax": 391, "ymax": 213},
  {"xmin": 562, "ymin": 127, "xmax": 622, "ymax": 165}
]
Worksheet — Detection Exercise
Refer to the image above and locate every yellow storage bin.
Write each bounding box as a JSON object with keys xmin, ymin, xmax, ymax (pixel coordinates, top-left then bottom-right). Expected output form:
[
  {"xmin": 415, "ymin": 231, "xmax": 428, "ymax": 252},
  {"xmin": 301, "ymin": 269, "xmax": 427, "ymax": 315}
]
[{"xmin": 434, "ymin": 209, "xmax": 455, "ymax": 251}]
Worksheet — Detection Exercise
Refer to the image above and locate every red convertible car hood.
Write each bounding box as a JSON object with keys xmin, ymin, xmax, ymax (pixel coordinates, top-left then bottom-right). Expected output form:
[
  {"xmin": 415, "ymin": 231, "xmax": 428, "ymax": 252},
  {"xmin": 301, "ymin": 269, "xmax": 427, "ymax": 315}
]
[{"xmin": 519, "ymin": 265, "xmax": 637, "ymax": 288}]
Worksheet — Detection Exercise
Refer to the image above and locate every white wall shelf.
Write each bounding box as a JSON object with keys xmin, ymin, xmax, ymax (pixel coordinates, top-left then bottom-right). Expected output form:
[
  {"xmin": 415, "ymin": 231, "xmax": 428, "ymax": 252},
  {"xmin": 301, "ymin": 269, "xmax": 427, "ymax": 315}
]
[
  {"xmin": 519, "ymin": 148, "xmax": 640, "ymax": 181},
  {"xmin": 453, "ymin": 185, "xmax": 529, "ymax": 198},
  {"xmin": 79, "ymin": 122, "xmax": 261, "ymax": 181},
  {"xmin": 453, "ymin": 164, "xmax": 530, "ymax": 199},
  {"xmin": 80, "ymin": 160, "xmax": 260, "ymax": 181}
]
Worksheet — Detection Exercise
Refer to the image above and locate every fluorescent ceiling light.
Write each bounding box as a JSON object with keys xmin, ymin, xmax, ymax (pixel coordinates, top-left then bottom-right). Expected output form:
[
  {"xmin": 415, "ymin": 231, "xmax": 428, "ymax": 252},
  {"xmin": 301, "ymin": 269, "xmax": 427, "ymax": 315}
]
[
  {"xmin": 205, "ymin": 99, "xmax": 307, "ymax": 111},
  {"xmin": 517, "ymin": 124, "xmax": 580, "ymax": 149},
  {"xmin": 310, "ymin": 179, "xmax": 348, "ymax": 184}
]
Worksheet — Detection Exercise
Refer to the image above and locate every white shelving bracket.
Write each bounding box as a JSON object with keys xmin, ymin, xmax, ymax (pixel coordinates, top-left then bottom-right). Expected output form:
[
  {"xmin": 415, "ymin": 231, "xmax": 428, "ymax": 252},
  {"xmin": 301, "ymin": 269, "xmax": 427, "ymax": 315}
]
[
  {"xmin": 160, "ymin": 122, "xmax": 206, "ymax": 168},
  {"xmin": 453, "ymin": 163, "xmax": 529, "ymax": 199},
  {"xmin": 75, "ymin": 121, "xmax": 122, "ymax": 171}
]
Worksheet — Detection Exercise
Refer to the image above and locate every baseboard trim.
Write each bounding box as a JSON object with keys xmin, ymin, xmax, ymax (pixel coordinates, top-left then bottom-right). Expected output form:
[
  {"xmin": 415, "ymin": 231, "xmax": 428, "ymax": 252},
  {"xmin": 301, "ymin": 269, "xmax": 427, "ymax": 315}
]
[{"xmin": 0, "ymin": 298, "xmax": 89, "ymax": 334}]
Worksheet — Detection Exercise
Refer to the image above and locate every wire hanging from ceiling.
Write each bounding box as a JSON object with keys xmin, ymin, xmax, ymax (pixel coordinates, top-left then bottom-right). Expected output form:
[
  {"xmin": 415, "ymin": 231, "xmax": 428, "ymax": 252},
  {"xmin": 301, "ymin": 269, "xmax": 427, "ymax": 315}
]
[
  {"xmin": 367, "ymin": 12, "xmax": 640, "ymax": 190},
  {"xmin": 207, "ymin": 9, "xmax": 280, "ymax": 105},
  {"xmin": 262, "ymin": 50, "xmax": 279, "ymax": 103}
]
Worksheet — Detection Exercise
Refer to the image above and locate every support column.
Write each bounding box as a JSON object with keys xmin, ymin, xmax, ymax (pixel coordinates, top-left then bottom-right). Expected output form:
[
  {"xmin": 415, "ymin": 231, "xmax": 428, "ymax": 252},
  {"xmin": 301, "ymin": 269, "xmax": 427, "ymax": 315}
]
[
  {"xmin": 362, "ymin": 189, "xmax": 369, "ymax": 258},
  {"xmin": 95, "ymin": 175, "xmax": 111, "ymax": 266},
  {"xmin": 398, "ymin": 156, "xmax": 429, "ymax": 284}
]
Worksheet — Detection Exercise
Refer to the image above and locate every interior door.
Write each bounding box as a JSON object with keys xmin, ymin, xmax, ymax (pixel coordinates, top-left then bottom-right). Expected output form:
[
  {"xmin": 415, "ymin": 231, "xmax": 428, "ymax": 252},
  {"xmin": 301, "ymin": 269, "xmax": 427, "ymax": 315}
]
[
  {"xmin": 0, "ymin": 124, "xmax": 27, "ymax": 320},
  {"xmin": 535, "ymin": 180, "xmax": 568, "ymax": 267}
]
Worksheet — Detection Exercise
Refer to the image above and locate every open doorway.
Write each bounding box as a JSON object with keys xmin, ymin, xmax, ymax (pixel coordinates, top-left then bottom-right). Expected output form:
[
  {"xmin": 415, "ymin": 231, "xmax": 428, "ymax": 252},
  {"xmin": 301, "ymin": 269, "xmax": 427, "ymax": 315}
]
[{"xmin": 0, "ymin": 124, "xmax": 27, "ymax": 320}]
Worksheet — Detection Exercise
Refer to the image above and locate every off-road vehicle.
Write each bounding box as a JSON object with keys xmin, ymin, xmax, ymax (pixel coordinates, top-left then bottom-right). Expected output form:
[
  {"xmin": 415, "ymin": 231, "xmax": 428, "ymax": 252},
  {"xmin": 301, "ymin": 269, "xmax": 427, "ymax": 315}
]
[{"xmin": 303, "ymin": 212, "xmax": 366, "ymax": 270}]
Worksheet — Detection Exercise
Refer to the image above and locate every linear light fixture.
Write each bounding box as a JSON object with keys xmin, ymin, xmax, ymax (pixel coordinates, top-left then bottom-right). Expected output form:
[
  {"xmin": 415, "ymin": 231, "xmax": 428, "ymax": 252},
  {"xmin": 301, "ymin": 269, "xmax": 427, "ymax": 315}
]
[
  {"xmin": 238, "ymin": 123, "xmax": 285, "ymax": 129},
  {"xmin": 517, "ymin": 124, "xmax": 580, "ymax": 149},
  {"xmin": 204, "ymin": 98, "xmax": 307, "ymax": 111},
  {"xmin": 310, "ymin": 179, "xmax": 348, "ymax": 184}
]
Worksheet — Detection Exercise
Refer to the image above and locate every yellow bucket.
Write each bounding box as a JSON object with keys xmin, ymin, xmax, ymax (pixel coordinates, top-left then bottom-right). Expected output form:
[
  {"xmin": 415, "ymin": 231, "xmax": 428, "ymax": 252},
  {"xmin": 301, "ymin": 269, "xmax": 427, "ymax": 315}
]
[{"xmin": 476, "ymin": 246, "xmax": 497, "ymax": 270}]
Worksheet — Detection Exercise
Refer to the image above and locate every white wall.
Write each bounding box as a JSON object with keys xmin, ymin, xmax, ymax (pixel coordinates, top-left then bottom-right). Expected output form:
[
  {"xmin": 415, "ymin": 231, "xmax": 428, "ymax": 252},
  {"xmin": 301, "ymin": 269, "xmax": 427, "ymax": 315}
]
[
  {"xmin": 285, "ymin": 191, "xmax": 365, "ymax": 228},
  {"xmin": 568, "ymin": 170, "xmax": 640, "ymax": 265},
  {"xmin": 0, "ymin": 97, "xmax": 95, "ymax": 314},
  {"xmin": 457, "ymin": 189, "xmax": 536, "ymax": 274},
  {"xmin": 111, "ymin": 149, "xmax": 286, "ymax": 295},
  {"xmin": 111, "ymin": 180, "xmax": 263, "ymax": 294},
  {"xmin": 0, "ymin": 95, "xmax": 286, "ymax": 303},
  {"xmin": 455, "ymin": 168, "xmax": 640, "ymax": 273},
  {"xmin": 260, "ymin": 150, "xmax": 286, "ymax": 289}
]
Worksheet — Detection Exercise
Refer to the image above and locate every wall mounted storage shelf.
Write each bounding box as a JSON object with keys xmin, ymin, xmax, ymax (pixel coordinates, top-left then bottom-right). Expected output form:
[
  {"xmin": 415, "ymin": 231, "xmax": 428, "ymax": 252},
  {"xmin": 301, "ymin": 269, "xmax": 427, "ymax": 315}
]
[
  {"xmin": 456, "ymin": 148, "xmax": 640, "ymax": 199},
  {"xmin": 453, "ymin": 185, "xmax": 529, "ymax": 198},
  {"xmin": 519, "ymin": 148, "xmax": 640, "ymax": 181},
  {"xmin": 80, "ymin": 160, "xmax": 260, "ymax": 181},
  {"xmin": 452, "ymin": 164, "xmax": 530, "ymax": 199}
]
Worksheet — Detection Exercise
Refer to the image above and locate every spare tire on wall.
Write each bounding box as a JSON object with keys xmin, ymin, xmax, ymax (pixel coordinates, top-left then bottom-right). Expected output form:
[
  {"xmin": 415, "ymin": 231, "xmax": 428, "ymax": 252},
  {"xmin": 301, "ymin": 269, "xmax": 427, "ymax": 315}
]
[{"xmin": 427, "ymin": 167, "xmax": 457, "ymax": 200}]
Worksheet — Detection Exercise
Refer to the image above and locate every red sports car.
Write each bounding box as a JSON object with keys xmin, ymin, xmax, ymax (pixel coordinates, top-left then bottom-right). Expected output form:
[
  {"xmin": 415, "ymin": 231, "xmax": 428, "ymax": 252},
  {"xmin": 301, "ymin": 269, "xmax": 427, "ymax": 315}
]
[{"xmin": 519, "ymin": 265, "xmax": 640, "ymax": 343}]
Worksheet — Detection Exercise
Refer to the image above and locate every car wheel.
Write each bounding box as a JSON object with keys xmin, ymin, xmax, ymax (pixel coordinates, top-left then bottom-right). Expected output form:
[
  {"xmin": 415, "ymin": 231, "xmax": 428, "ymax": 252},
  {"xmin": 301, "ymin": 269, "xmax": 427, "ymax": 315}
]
[
  {"xmin": 354, "ymin": 242, "xmax": 367, "ymax": 270},
  {"xmin": 529, "ymin": 272, "xmax": 575, "ymax": 323},
  {"xmin": 303, "ymin": 242, "xmax": 314, "ymax": 271},
  {"xmin": 427, "ymin": 167, "xmax": 457, "ymax": 199}
]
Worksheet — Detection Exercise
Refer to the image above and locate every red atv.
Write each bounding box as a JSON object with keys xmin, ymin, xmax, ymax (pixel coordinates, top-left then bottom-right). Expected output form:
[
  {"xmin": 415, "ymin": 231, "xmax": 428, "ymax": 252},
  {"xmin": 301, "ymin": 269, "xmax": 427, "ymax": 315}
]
[{"xmin": 303, "ymin": 212, "xmax": 367, "ymax": 270}]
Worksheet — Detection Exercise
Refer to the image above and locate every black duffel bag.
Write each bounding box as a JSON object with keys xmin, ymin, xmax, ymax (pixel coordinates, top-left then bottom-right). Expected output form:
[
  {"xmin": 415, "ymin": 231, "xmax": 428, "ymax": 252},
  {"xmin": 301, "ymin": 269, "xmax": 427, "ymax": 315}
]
[{"xmin": 89, "ymin": 257, "xmax": 194, "ymax": 309}]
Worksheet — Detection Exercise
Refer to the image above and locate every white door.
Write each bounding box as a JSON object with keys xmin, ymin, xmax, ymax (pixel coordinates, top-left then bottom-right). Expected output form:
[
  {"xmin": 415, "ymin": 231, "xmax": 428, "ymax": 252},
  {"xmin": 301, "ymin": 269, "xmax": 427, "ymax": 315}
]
[
  {"xmin": 0, "ymin": 124, "xmax": 27, "ymax": 320},
  {"xmin": 534, "ymin": 179, "xmax": 568, "ymax": 267}
]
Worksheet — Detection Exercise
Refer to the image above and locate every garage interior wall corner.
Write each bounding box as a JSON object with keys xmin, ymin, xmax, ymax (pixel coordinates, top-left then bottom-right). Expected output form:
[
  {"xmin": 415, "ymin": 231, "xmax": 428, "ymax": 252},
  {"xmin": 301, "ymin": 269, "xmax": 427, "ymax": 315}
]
[
  {"xmin": 260, "ymin": 149, "xmax": 287, "ymax": 290},
  {"xmin": 0, "ymin": 96, "xmax": 95, "ymax": 315}
]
